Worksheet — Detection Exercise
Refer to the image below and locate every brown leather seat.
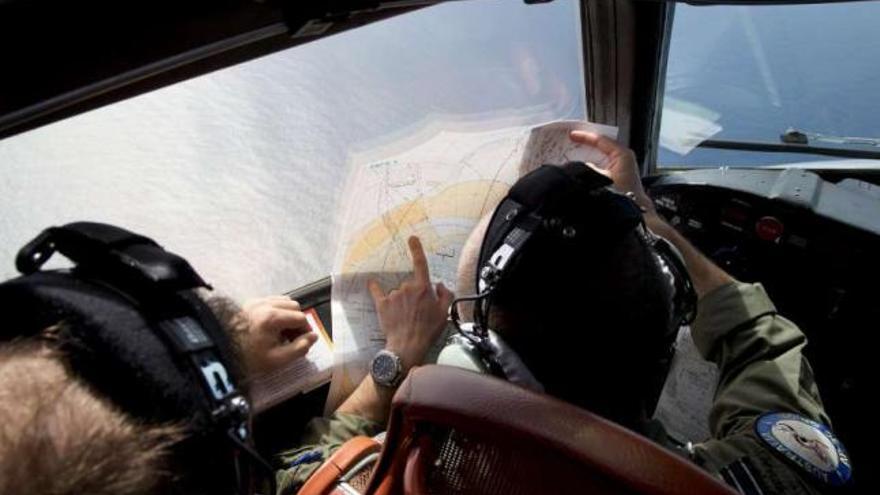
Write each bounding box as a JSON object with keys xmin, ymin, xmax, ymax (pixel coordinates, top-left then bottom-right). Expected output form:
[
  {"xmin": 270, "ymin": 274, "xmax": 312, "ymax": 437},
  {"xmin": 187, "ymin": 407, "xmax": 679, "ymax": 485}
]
[{"xmin": 363, "ymin": 365, "xmax": 736, "ymax": 495}]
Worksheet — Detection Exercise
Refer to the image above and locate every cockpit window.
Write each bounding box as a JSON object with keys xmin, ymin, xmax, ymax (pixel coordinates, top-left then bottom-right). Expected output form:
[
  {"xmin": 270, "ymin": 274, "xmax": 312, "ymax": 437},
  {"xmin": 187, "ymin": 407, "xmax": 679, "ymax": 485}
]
[
  {"xmin": 659, "ymin": 1, "xmax": 880, "ymax": 168},
  {"xmin": 0, "ymin": 0, "xmax": 585, "ymax": 298}
]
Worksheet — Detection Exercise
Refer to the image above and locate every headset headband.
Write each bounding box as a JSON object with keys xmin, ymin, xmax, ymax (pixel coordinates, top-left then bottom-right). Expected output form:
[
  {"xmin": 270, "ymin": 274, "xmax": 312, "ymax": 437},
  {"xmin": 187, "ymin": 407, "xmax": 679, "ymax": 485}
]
[
  {"xmin": 472, "ymin": 164, "xmax": 643, "ymax": 330},
  {"xmin": 447, "ymin": 162, "xmax": 696, "ymax": 387},
  {"xmin": 1, "ymin": 222, "xmax": 273, "ymax": 494}
]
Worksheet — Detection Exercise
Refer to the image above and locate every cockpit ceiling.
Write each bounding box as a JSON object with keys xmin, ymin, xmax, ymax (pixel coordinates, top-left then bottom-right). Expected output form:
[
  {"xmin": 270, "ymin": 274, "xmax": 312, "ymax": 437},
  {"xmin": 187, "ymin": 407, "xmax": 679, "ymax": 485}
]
[
  {"xmin": 0, "ymin": 0, "xmax": 434, "ymax": 139},
  {"xmin": 0, "ymin": 0, "xmax": 866, "ymax": 140}
]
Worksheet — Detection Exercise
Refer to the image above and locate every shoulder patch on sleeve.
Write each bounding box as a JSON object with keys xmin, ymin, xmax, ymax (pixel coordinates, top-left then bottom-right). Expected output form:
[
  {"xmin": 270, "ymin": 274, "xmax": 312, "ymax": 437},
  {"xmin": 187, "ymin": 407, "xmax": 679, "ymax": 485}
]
[{"xmin": 755, "ymin": 412, "xmax": 851, "ymax": 486}]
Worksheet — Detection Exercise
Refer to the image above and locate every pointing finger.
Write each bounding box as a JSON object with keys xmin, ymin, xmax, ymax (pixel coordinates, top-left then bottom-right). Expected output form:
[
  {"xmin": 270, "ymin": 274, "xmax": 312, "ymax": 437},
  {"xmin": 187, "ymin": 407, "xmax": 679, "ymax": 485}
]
[{"xmin": 408, "ymin": 236, "xmax": 430, "ymax": 285}]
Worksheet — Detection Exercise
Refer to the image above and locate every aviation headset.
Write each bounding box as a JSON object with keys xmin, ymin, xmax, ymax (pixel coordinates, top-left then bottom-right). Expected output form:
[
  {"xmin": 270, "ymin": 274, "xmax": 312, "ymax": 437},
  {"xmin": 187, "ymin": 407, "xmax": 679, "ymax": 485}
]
[
  {"xmin": 0, "ymin": 222, "xmax": 275, "ymax": 495},
  {"xmin": 442, "ymin": 162, "xmax": 697, "ymax": 398}
]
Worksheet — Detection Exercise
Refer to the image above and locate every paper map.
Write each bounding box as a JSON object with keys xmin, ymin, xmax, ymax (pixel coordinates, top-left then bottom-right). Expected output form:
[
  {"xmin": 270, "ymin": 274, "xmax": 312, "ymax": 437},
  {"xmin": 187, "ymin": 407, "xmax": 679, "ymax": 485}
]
[{"xmin": 326, "ymin": 119, "xmax": 618, "ymax": 411}]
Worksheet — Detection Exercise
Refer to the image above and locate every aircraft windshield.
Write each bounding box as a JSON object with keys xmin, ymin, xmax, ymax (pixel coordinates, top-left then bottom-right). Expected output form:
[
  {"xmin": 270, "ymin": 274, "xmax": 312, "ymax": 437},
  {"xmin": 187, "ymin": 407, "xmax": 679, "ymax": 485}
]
[
  {"xmin": 659, "ymin": 1, "xmax": 880, "ymax": 168},
  {"xmin": 0, "ymin": 0, "xmax": 585, "ymax": 299}
]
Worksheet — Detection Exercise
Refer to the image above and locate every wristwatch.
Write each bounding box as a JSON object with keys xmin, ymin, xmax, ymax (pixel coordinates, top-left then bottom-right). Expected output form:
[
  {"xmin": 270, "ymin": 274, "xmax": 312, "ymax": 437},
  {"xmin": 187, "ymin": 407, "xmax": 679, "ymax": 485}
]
[{"xmin": 370, "ymin": 349, "xmax": 404, "ymax": 388}]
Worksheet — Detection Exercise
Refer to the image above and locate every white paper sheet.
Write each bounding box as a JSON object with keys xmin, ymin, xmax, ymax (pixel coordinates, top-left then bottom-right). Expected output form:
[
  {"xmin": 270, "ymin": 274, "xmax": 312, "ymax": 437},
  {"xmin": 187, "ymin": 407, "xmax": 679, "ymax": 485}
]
[
  {"xmin": 659, "ymin": 98, "xmax": 723, "ymax": 156},
  {"xmin": 520, "ymin": 119, "xmax": 618, "ymax": 174}
]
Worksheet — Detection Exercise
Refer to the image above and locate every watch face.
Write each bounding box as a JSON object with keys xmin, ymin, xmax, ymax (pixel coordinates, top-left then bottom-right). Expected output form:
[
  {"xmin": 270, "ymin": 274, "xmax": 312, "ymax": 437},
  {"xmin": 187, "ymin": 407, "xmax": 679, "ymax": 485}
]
[{"xmin": 371, "ymin": 352, "xmax": 400, "ymax": 386}]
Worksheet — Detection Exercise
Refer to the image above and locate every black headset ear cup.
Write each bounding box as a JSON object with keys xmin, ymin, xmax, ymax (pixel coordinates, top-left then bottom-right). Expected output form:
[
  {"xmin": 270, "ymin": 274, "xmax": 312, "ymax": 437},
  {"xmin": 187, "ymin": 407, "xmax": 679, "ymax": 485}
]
[
  {"xmin": 1, "ymin": 222, "xmax": 273, "ymax": 494},
  {"xmin": 0, "ymin": 271, "xmax": 214, "ymax": 426},
  {"xmin": 643, "ymin": 227, "xmax": 697, "ymax": 328},
  {"xmin": 487, "ymin": 330, "xmax": 544, "ymax": 393}
]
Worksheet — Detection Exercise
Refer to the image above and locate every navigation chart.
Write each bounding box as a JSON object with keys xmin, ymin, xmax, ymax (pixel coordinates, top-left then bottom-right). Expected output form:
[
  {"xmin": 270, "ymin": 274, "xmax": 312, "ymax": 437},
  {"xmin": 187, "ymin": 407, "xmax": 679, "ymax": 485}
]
[{"xmin": 326, "ymin": 119, "xmax": 618, "ymax": 410}]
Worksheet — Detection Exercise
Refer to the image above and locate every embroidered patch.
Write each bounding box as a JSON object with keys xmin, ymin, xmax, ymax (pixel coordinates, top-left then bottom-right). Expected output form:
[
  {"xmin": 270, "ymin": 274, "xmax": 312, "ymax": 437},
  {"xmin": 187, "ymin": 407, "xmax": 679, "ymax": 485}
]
[{"xmin": 755, "ymin": 412, "xmax": 851, "ymax": 486}]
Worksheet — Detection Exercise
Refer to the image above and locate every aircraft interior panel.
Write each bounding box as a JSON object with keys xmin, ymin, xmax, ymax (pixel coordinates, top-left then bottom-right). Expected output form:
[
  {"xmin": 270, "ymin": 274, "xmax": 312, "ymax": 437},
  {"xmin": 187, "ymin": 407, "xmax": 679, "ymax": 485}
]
[{"xmin": 648, "ymin": 169, "xmax": 880, "ymax": 488}]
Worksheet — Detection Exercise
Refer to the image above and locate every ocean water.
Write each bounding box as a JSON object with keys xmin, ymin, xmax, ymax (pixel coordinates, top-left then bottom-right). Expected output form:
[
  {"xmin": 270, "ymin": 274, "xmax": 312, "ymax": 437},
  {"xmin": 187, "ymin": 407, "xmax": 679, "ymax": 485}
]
[
  {"xmin": 0, "ymin": 0, "xmax": 584, "ymax": 301},
  {"xmin": 659, "ymin": 2, "xmax": 880, "ymax": 167},
  {"xmin": 4, "ymin": 0, "xmax": 876, "ymax": 299}
]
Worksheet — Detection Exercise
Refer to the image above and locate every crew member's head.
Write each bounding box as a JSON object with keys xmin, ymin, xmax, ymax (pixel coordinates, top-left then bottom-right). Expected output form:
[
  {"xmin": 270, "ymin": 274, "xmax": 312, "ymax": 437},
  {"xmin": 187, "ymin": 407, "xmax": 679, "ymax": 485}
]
[
  {"xmin": 450, "ymin": 163, "xmax": 694, "ymax": 430},
  {"xmin": 0, "ymin": 222, "xmax": 268, "ymax": 495}
]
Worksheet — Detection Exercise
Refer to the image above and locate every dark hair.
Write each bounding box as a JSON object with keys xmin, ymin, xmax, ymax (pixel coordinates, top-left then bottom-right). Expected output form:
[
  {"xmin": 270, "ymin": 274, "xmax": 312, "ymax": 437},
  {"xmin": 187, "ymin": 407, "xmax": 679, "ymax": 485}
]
[{"xmin": 489, "ymin": 227, "xmax": 675, "ymax": 429}]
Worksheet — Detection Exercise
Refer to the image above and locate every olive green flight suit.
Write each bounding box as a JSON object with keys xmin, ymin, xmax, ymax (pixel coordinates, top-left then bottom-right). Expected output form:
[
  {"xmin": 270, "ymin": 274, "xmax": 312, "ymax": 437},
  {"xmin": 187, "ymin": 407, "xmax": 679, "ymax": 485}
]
[
  {"xmin": 276, "ymin": 282, "xmax": 846, "ymax": 494},
  {"xmin": 688, "ymin": 282, "xmax": 839, "ymax": 494}
]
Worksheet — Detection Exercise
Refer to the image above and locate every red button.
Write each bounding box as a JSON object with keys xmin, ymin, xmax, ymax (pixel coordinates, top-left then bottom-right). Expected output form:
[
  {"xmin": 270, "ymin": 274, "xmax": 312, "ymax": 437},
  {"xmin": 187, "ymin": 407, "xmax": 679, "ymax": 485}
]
[{"xmin": 755, "ymin": 216, "xmax": 784, "ymax": 241}]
